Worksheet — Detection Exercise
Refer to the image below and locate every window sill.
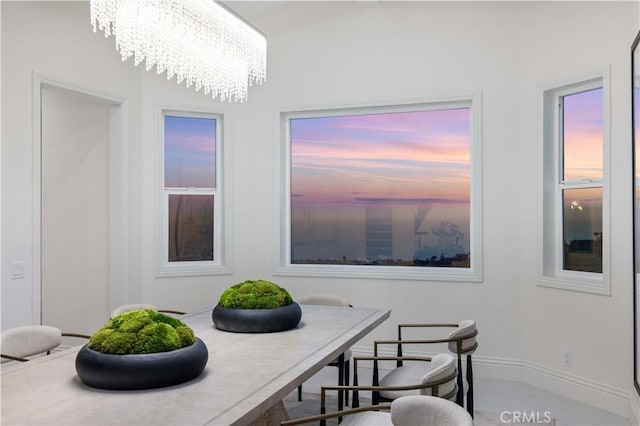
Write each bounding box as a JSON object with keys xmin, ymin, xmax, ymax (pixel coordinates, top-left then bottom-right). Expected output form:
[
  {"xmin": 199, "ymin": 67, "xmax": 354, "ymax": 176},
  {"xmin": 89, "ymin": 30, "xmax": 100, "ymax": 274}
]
[
  {"xmin": 538, "ymin": 275, "xmax": 610, "ymax": 296},
  {"xmin": 155, "ymin": 264, "xmax": 233, "ymax": 278},
  {"xmin": 275, "ymin": 264, "xmax": 482, "ymax": 282}
]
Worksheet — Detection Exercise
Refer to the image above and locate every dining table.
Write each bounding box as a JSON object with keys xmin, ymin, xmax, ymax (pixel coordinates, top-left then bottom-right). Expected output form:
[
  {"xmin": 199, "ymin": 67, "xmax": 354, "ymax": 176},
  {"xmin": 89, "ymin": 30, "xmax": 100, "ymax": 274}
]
[{"xmin": 1, "ymin": 304, "xmax": 391, "ymax": 425}]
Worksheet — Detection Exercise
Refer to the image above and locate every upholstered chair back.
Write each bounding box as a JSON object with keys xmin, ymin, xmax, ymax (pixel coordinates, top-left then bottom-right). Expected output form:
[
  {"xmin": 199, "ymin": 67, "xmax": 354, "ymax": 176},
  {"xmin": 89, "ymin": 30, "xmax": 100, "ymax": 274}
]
[
  {"xmin": 296, "ymin": 294, "xmax": 351, "ymax": 307},
  {"xmin": 447, "ymin": 320, "xmax": 477, "ymax": 355},
  {"xmin": 420, "ymin": 353, "xmax": 457, "ymax": 400},
  {"xmin": 1, "ymin": 325, "xmax": 62, "ymax": 359},
  {"xmin": 391, "ymin": 395, "xmax": 473, "ymax": 426}
]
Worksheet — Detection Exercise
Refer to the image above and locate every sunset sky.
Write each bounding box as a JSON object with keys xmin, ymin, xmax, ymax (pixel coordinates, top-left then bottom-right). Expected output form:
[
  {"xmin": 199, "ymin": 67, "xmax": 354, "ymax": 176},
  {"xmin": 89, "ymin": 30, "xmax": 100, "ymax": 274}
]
[
  {"xmin": 161, "ymin": 91, "xmax": 601, "ymax": 206},
  {"xmin": 160, "ymin": 99, "xmax": 602, "ymax": 263},
  {"xmin": 290, "ymin": 108, "xmax": 472, "ymax": 207},
  {"xmin": 164, "ymin": 115, "xmax": 216, "ymax": 189},
  {"xmin": 563, "ymin": 88, "xmax": 603, "ymax": 183}
]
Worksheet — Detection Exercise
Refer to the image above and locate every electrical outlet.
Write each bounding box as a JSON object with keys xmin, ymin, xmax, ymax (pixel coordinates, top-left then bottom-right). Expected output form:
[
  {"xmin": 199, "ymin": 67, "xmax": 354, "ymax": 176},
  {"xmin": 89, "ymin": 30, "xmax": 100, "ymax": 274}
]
[{"xmin": 563, "ymin": 351, "xmax": 573, "ymax": 367}]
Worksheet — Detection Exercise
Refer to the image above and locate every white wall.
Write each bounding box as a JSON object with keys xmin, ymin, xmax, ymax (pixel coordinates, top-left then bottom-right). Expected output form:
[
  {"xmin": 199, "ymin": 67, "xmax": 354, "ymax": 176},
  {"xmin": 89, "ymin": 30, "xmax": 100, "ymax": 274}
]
[
  {"xmin": 517, "ymin": 2, "xmax": 637, "ymax": 415},
  {"xmin": 0, "ymin": 1, "xmax": 143, "ymax": 327},
  {"xmin": 232, "ymin": 0, "xmax": 525, "ymax": 359},
  {"xmin": 1, "ymin": 0, "xmax": 638, "ymax": 417}
]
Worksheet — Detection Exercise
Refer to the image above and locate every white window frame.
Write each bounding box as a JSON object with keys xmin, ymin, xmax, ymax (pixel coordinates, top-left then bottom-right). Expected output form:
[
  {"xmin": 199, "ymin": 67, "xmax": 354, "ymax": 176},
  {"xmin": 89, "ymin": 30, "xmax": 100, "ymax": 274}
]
[
  {"xmin": 540, "ymin": 71, "xmax": 610, "ymax": 295},
  {"xmin": 275, "ymin": 94, "xmax": 483, "ymax": 282},
  {"xmin": 155, "ymin": 106, "xmax": 232, "ymax": 277}
]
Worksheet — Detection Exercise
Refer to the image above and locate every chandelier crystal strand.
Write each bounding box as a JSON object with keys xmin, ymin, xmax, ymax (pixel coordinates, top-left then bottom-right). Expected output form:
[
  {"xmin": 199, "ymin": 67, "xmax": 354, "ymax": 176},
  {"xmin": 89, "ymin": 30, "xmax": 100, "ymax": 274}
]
[{"xmin": 90, "ymin": 0, "xmax": 266, "ymax": 102}]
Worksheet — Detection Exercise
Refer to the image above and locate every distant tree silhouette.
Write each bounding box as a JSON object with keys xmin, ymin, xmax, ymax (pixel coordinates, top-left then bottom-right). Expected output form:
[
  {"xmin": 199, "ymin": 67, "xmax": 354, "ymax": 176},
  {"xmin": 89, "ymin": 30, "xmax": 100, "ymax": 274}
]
[{"xmin": 431, "ymin": 221, "xmax": 464, "ymax": 247}]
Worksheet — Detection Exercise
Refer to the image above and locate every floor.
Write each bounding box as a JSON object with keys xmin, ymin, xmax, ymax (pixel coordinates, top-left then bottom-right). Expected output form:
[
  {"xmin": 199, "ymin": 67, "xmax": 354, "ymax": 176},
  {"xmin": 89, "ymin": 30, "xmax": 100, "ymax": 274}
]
[
  {"xmin": 475, "ymin": 378, "xmax": 629, "ymax": 426},
  {"xmin": 295, "ymin": 367, "xmax": 630, "ymax": 426}
]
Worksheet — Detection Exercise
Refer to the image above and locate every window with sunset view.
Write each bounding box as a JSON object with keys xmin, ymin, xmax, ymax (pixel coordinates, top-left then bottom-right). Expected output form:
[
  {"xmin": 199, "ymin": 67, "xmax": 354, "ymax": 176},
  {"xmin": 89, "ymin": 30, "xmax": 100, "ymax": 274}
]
[
  {"xmin": 157, "ymin": 110, "xmax": 228, "ymax": 276},
  {"xmin": 542, "ymin": 75, "xmax": 609, "ymax": 295},
  {"xmin": 561, "ymin": 87, "xmax": 603, "ymax": 273},
  {"xmin": 281, "ymin": 98, "xmax": 482, "ymax": 281}
]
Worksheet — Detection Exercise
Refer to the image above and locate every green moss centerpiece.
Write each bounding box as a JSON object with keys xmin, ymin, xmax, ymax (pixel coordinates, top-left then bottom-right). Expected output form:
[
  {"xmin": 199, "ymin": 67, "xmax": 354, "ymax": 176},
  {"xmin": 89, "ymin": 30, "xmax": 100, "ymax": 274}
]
[
  {"xmin": 88, "ymin": 309, "xmax": 195, "ymax": 354},
  {"xmin": 75, "ymin": 309, "xmax": 208, "ymax": 390},
  {"xmin": 212, "ymin": 280, "xmax": 302, "ymax": 333},
  {"xmin": 218, "ymin": 279, "xmax": 294, "ymax": 309}
]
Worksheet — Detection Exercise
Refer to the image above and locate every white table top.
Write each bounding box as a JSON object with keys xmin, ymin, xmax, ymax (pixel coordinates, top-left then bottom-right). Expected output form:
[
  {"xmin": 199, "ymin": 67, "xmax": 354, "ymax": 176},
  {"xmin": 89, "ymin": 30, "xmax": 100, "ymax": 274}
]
[{"xmin": 1, "ymin": 304, "xmax": 390, "ymax": 426}]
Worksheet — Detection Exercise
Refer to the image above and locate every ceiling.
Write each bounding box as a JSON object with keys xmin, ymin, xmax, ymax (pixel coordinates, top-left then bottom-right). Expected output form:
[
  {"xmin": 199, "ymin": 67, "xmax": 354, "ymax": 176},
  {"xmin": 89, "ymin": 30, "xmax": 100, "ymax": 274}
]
[{"xmin": 221, "ymin": 1, "xmax": 380, "ymax": 36}]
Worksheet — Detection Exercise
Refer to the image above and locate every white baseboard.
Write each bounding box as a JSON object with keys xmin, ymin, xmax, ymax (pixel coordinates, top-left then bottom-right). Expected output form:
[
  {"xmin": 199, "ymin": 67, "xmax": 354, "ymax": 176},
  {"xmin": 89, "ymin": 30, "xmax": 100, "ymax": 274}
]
[
  {"xmin": 478, "ymin": 355, "xmax": 629, "ymax": 417},
  {"xmin": 350, "ymin": 345, "xmax": 630, "ymax": 418},
  {"xmin": 629, "ymin": 388, "xmax": 640, "ymax": 426}
]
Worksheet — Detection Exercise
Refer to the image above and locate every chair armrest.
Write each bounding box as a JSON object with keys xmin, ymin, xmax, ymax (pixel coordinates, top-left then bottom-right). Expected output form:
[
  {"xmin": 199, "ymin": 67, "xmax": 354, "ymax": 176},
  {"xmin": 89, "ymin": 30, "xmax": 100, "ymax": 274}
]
[
  {"xmin": 158, "ymin": 309, "xmax": 186, "ymax": 315},
  {"xmin": 345, "ymin": 355, "xmax": 442, "ymax": 408},
  {"xmin": 395, "ymin": 324, "xmax": 457, "ymax": 359},
  {"xmin": 323, "ymin": 366, "xmax": 458, "ymax": 409},
  {"xmin": 352, "ymin": 355, "xmax": 431, "ymax": 388},
  {"xmin": 61, "ymin": 332, "xmax": 91, "ymax": 339},
  {"xmin": 280, "ymin": 403, "xmax": 392, "ymax": 426},
  {"xmin": 394, "ymin": 326, "xmax": 478, "ymax": 349},
  {"xmin": 353, "ymin": 355, "xmax": 432, "ymax": 392},
  {"xmin": 327, "ymin": 367, "xmax": 457, "ymax": 393},
  {"xmin": 398, "ymin": 323, "xmax": 458, "ymax": 330},
  {"xmin": 354, "ymin": 355, "xmax": 432, "ymax": 366},
  {"xmin": 375, "ymin": 338, "xmax": 460, "ymax": 352},
  {"xmin": 379, "ymin": 327, "xmax": 478, "ymax": 367},
  {"xmin": 374, "ymin": 338, "xmax": 457, "ymax": 369},
  {"xmin": 396, "ymin": 323, "xmax": 458, "ymax": 352},
  {"xmin": 323, "ymin": 382, "xmax": 438, "ymax": 393},
  {"xmin": 1, "ymin": 353, "xmax": 29, "ymax": 362}
]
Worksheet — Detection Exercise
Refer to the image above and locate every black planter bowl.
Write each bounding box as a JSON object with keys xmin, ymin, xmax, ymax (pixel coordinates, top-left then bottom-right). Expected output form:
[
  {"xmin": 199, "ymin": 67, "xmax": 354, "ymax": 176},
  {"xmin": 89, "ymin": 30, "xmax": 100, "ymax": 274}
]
[
  {"xmin": 212, "ymin": 302, "xmax": 302, "ymax": 333},
  {"xmin": 75, "ymin": 338, "xmax": 208, "ymax": 390}
]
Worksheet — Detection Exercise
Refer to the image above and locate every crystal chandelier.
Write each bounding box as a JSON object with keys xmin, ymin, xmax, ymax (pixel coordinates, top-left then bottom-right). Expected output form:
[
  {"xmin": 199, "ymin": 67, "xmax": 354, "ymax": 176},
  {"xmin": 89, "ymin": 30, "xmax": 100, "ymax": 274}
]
[{"xmin": 90, "ymin": 0, "xmax": 266, "ymax": 102}]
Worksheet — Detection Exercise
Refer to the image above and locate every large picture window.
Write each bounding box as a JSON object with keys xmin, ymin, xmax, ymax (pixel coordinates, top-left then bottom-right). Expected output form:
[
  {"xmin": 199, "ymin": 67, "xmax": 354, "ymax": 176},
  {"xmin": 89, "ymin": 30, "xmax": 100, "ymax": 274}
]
[
  {"xmin": 542, "ymin": 75, "xmax": 609, "ymax": 294},
  {"xmin": 280, "ymin": 98, "xmax": 482, "ymax": 281},
  {"xmin": 157, "ymin": 110, "xmax": 228, "ymax": 276}
]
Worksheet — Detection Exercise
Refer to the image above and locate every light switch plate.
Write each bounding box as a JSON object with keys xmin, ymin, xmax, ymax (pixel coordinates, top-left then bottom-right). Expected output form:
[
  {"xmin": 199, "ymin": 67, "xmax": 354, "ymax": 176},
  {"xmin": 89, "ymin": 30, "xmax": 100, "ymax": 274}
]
[{"xmin": 11, "ymin": 261, "xmax": 25, "ymax": 279}]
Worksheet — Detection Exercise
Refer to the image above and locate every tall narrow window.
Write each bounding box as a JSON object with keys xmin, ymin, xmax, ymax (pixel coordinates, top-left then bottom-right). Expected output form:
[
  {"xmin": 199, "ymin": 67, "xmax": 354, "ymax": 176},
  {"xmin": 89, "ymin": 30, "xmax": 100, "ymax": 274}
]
[
  {"xmin": 280, "ymin": 98, "xmax": 482, "ymax": 281},
  {"xmin": 561, "ymin": 88, "xmax": 603, "ymax": 273},
  {"xmin": 165, "ymin": 115, "xmax": 215, "ymax": 262},
  {"xmin": 542, "ymin": 76, "xmax": 609, "ymax": 294},
  {"xmin": 158, "ymin": 110, "xmax": 226, "ymax": 276}
]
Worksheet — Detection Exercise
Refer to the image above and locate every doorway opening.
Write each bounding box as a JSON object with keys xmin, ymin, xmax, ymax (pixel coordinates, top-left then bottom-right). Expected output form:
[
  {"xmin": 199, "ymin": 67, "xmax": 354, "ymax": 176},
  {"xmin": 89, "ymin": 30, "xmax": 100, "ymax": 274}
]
[{"xmin": 35, "ymin": 78, "xmax": 127, "ymax": 341}]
